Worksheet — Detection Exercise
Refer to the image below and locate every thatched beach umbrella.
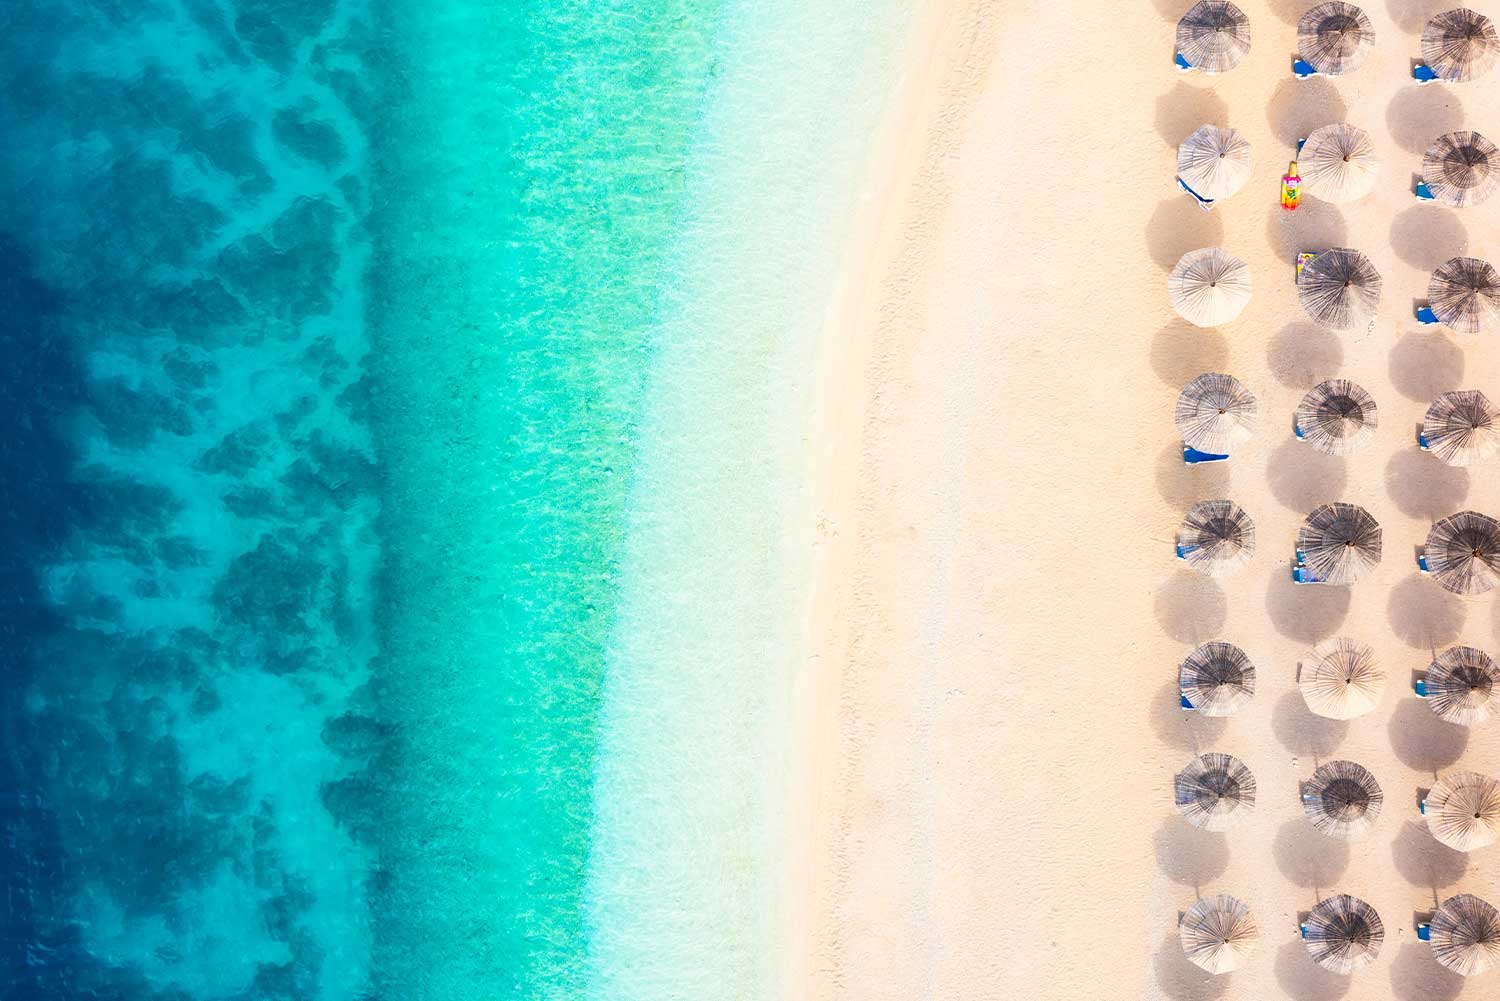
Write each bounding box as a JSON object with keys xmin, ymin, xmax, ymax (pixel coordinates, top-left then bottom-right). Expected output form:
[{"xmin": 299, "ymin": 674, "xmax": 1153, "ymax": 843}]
[
  {"xmin": 1425, "ymin": 511, "xmax": 1500, "ymax": 595},
  {"xmin": 1297, "ymin": 503, "xmax": 1382, "ymax": 585},
  {"xmin": 1178, "ymin": 1, "xmax": 1252, "ymax": 74},
  {"xmin": 1424, "ymin": 131, "xmax": 1500, "ymax": 207},
  {"xmin": 1298, "ymin": 4, "xmax": 1375, "ymax": 75},
  {"xmin": 1176, "ymin": 374, "xmax": 1257, "ymax": 454},
  {"xmin": 1424, "ymin": 391, "xmax": 1500, "ymax": 467},
  {"xmin": 1181, "ymin": 894, "xmax": 1259, "ymax": 973},
  {"xmin": 1178, "ymin": 125, "xmax": 1253, "ymax": 200},
  {"xmin": 1426, "ymin": 771, "xmax": 1500, "ymax": 851},
  {"xmin": 1425, "ymin": 646, "xmax": 1499, "ymax": 726},
  {"xmin": 1180, "ymin": 641, "xmax": 1256, "ymax": 716},
  {"xmin": 1300, "ymin": 124, "xmax": 1380, "ymax": 202},
  {"xmin": 1303, "ymin": 894, "xmax": 1384, "ymax": 974},
  {"xmin": 1296, "ymin": 380, "xmax": 1377, "ymax": 455},
  {"xmin": 1430, "ymin": 893, "xmax": 1500, "ymax": 976},
  {"xmin": 1177, "ymin": 500, "xmax": 1256, "ymax": 577},
  {"xmin": 1175, "ymin": 752, "xmax": 1256, "ymax": 831},
  {"xmin": 1301, "ymin": 760, "xmax": 1382, "ymax": 838},
  {"xmin": 1423, "ymin": 9, "xmax": 1500, "ymax": 83},
  {"xmin": 1300, "ymin": 637, "xmax": 1383, "ymax": 719},
  {"xmin": 1297, "ymin": 248, "xmax": 1381, "ymax": 329},
  {"xmin": 1170, "ymin": 248, "xmax": 1252, "ymax": 327},
  {"xmin": 1429, "ymin": 257, "xmax": 1500, "ymax": 333}
]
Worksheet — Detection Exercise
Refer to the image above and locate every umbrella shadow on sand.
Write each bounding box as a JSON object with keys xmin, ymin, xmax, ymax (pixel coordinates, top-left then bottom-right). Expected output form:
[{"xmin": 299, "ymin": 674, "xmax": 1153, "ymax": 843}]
[
  {"xmin": 1389, "ymin": 204, "xmax": 1468, "ymax": 270},
  {"xmin": 1156, "ymin": 440, "xmax": 1230, "ymax": 510},
  {"xmin": 1267, "ymin": 438, "xmax": 1347, "ymax": 512},
  {"xmin": 1388, "ymin": 699, "xmax": 1468, "ymax": 774},
  {"xmin": 1388, "ymin": 331, "xmax": 1464, "ymax": 402},
  {"xmin": 1267, "ymin": 321, "xmax": 1343, "ymax": 389},
  {"xmin": 1154, "ymin": 81, "xmax": 1229, "ymax": 147},
  {"xmin": 1154, "ymin": 570, "xmax": 1228, "ymax": 645},
  {"xmin": 1266, "ymin": 572, "xmax": 1350, "ymax": 644},
  {"xmin": 1267, "ymin": 77, "xmax": 1347, "ymax": 146},
  {"xmin": 1385, "ymin": 449, "xmax": 1469, "ymax": 520},
  {"xmin": 1391, "ymin": 819, "xmax": 1469, "ymax": 890},
  {"xmin": 1390, "ymin": 941, "xmax": 1464, "ymax": 1001},
  {"xmin": 1272, "ymin": 689, "xmax": 1348, "ymax": 759},
  {"xmin": 1265, "ymin": 200, "xmax": 1347, "ymax": 263},
  {"xmin": 1154, "ymin": 816, "xmax": 1230, "ymax": 891},
  {"xmin": 1387, "ymin": 86, "xmax": 1466, "ymax": 155},
  {"xmin": 1152, "ymin": 933, "xmax": 1229, "ymax": 1001},
  {"xmin": 1273, "ymin": 817, "xmax": 1350, "ymax": 890},
  {"xmin": 1147, "ymin": 197, "xmax": 1225, "ymax": 271},
  {"xmin": 1386, "ymin": 574, "xmax": 1467, "ymax": 648},
  {"xmin": 1151, "ymin": 321, "xmax": 1229, "ymax": 388},
  {"xmin": 1274, "ymin": 939, "xmax": 1350, "ymax": 1001},
  {"xmin": 1151, "ymin": 678, "xmax": 1229, "ymax": 751}
]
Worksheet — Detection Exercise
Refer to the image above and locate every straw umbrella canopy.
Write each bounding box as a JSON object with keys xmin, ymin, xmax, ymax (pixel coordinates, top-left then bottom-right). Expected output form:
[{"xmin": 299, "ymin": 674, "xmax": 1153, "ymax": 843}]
[
  {"xmin": 1176, "ymin": 373, "xmax": 1257, "ymax": 454},
  {"xmin": 1424, "ymin": 131, "xmax": 1500, "ymax": 207},
  {"xmin": 1170, "ymin": 248, "xmax": 1252, "ymax": 327},
  {"xmin": 1430, "ymin": 894, "xmax": 1500, "ymax": 976},
  {"xmin": 1180, "ymin": 894, "xmax": 1259, "ymax": 973},
  {"xmin": 1301, "ymin": 760, "xmax": 1382, "ymax": 838},
  {"xmin": 1299, "ymin": 124, "xmax": 1380, "ymax": 202},
  {"xmin": 1297, "ymin": 503, "xmax": 1382, "ymax": 585},
  {"xmin": 1425, "ymin": 646, "xmax": 1500, "ymax": 726},
  {"xmin": 1426, "ymin": 771, "xmax": 1500, "ymax": 851},
  {"xmin": 1423, "ymin": 9, "xmax": 1500, "ymax": 83},
  {"xmin": 1178, "ymin": 125, "xmax": 1253, "ymax": 200},
  {"xmin": 1180, "ymin": 641, "xmax": 1256, "ymax": 716},
  {"xmin": 1298, "ymin": 4, "xmax": 1375, "ymax": 75},
  {"xmin": 1425, "ymin": 511, "xmax": 1500, "ymax": 595},
  {"xmin": 1303, "ymin": 895, "xmax": 1384, "ymax": 974},
  {"xmin": 1297, "ymin": 248, "xmax": 1382, "ymax": 329},
  {"xmin": 1425, "ymin": 391, "xmax": 1500, "ymax": 467},
  {"xmin": 1178, "ymin": 1, "xmax": 1252, "ymax": 74},
  {"xmin": 1429, "ymin": 257, "xmax": 1500, "ymax": 333},
  {"xmin": 1175, "ymin": 752, "xmax": 1256, "ymax": 831},
  {"xmin": 1296, "ymin": 380, "xmax": 1378, "ymax": 455},
  {"xmin": 1300, "ymin": 637, "xmax": 1384, "ymax": 719},
  {"xmin": 1178, "ymin": 500, "xmax": 1256, "ymax": 577}
]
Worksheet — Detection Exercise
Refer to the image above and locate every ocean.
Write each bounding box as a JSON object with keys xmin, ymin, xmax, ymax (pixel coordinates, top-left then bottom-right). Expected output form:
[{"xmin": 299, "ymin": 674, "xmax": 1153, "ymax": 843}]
[{"xmin": 0, "ymin": 1, "xmax": 910, "ymax": 998}]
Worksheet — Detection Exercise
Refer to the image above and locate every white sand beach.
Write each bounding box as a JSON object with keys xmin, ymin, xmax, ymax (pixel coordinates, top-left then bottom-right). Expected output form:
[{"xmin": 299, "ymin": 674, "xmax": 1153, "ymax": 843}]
[{"xmin": 793, "ymin": 1, "xmax": 1500, "ymax": 998}]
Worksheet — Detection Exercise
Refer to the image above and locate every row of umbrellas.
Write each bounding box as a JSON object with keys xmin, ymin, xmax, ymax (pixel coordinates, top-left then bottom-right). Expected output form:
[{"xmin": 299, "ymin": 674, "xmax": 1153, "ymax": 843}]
[
  {"xmin": 1180, "ymin": 124, "xmax": 1499, "ymax": 207},
  {"xmin": 1177, "ymin": 2, "xmax": 1498, "ymax": 82},
  {"xmin": 1182, "ymin": 891, "xmax": 1500, "ymax": 977},
  {"xmin": 1170, "ymin": 248, "xmax": 1500, "ymax": 331}
]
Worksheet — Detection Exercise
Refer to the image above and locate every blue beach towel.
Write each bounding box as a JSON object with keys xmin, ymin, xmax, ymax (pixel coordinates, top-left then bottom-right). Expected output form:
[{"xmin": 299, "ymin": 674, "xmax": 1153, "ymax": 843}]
[
  {"xmin": 1417, "ymin": 306, "xmax": 1439, "ymax": 324},
  {"xmin": 1293, "ymin": 58, "xmax": 1318, "ymax": 79},
  {"xmin": 1413, "ymin": 63, "xmax": 1440, "ymax": 84}
]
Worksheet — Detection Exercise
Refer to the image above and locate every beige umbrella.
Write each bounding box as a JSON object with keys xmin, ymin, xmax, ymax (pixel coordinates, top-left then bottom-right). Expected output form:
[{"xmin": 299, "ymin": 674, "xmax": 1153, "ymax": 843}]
[
  {"xmin": 1301, "ymin": 760, "xmax": 1382, "ymax": 838},
  {"xmin": 1178, "ymin": 1, "xmax": 1252, "ymax": 74},
  {"xmin": 1296, "ymin": 503, "xmax": 1382, "ymax": 585},
  {"xmin": 1179, "ymin": 641, "xmax": 1256, "ymax": 716},
  {"xmin": 1300, "ymin": 637, "xmax": 1383, "ymax": 719},
  {"xmin": 1424, "ymin": 131, "xmax": 1500, "ymax": 207},
  {"xmin": 1181, "ymin": 894, "xmax": 1259, "ymax": 973},
  {"xmin": 1425, "ymin": 511, "xmax": 1500, "ymax": 595},
  {"xmin": 1424, "ymin": 391, "xmax": 1500, "ymax": 466},
  {"xmin": 1300, "ymin": 124, "xmax": 1380, "ymax": 202},
  {"xmin": 1170, "ymin": 248, "xmax": 1252, "ymax": 327},
  {"xmin": 1177, "ymin": 500, "xmax": 1256, "ymax": 577},
  {"xmin": 1425, "ymin": 646, "xmax": 1499, "ymax": 726},
  {"xmin": 1178, "ymin": 125, "xmax": 1253, "ymax": 201},
  {"xmin": 1298, "ymin": 4, "xmax": 1375, "ymax": 75},
  {"xmin": 1296, "ymin": 380, "xmax": 1377, "ymax": 455},
  {"xmin": 1176, "ymin": 373, "xmax": 1257, "ymax": 454},
  {"xmin": 1175, "ymin": 752, "xmax": 1256, "ymax": 831},
  {"xmin": 1297, "ymin": 248, "xmax": 1381, "ymax": 329},
  {"xmin": 1426, "ymin": 771, "xmax": 1500, "ymax": 851},
  {"xmin": 1303, "ymin": 894, "xmax": 1384, "ymax": 974},
  {"xmin": 1429, "ymin": 257, "xmax": 1500, "ymax": 333},
  {"xmin": 1423, "ymin": 9, "xmax": 1500, "ymax": 83},
  {"xmin": 1430, "ymin": 893, "xmax": 1500, "ymax": 976}
]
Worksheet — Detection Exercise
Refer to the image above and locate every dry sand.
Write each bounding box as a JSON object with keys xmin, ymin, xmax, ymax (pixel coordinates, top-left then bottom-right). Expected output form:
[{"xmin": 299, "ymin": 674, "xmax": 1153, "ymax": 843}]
[{"xmin": 791, "ymin": 1, "xmax": 1500, "ymax": 998}]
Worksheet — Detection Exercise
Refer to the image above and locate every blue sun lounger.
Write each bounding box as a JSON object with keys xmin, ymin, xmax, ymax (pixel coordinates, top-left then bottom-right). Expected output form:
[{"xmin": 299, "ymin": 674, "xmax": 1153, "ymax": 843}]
[
  {"xmin": 1180, "ymin": 693, "xmax": 1195, "ymax": 710},
  {"xmin": 1176, "ymin": 544, "xmax": 1198, "ymax": 561},
  {"xmin": 1420, "ymin": 797, "xmax": 1428, "ymax": 815},
  {"xmin": 1177, "ymin": 177, "xmax": 1214, "ymax": 211},
  {"xmin": 1419, "ymin": 431, "xmax": 1431, "ymax": 450},
  {"xmin": 1418, "ymin": 551, "xmax": 1431, "ymax": 573},
  {"xmin": 1417, "ymin": 306, "xmax": 1440, "ymax": 324},
  {"xmin": 1413, "ymin": 63, "xmax": 1441, "ymax": 84},
  {"xmin": 1183, "ymin": 445, "xmax": 1229, "ymax": 464},
  {"xmin": 1293, "ymin": 424, "xmax": 1306, "ymax": 441},
  {"xmin": 1293, "ymin": 58, "xmax": 1319, "ymax": 79},
  {"xmin": 1415, "ymin": 677, "xmax": 1429, "ymax": 698},
  {"xmin": 1418, "ymin": 921, "xmax": 1432, "ymax": 940},
  {"xmin": 1299, "ymin": 922, "xmax": 1310, "ymax": 939},
  {"xmin": 1416, "ymin": 181, "xmax": 1436, "ymax": 201},
  {"xmin": 1175, "ymin": 52, "xmax": 1193, "ymax": 71},
  {"xmin": 1293, "ymin": 565, "xmax": 1324, "ymax": 585}
]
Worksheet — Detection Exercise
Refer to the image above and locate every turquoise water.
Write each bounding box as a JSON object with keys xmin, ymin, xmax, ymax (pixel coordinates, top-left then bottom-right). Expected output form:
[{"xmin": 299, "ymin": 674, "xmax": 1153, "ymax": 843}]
[{"xmin": 0, "ymin": 1, "xmax": 911, "ymax": 998}]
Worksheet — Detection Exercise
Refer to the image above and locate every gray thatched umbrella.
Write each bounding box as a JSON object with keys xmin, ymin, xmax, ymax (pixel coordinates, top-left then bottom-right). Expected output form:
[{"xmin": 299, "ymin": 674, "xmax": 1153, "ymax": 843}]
[
  {"xmin": 1301, "ymin": 760, "xmax": 1382, "ymax": 838},
  {"xmin": 1300, "ymin": 637, "xmax": 1384, "ymax": 719},
  {"xmin": 1178, "ymin": 1, "xmax": 1252, "ymax": 74},
  {"xmin": 1429, "ymin": 257, "xmax": 1500, "ymax": 333},
  {"xmin": 1170, "ymin": 248, "xmax": 1252, "ymax": 327},
  {"xmin": 1303, "ymin": 894, "xmax": 1384, "ymax": 974},
  {"xmin": 1178, "ymin": 125, "xmax": 1253, "ymax": 200},
  {"xmin": 1426, "ymin": 646, "xmax": 1499, "ymax": 726},
  {"xmin": 1423, "ymin": 9, "xmax": 1500, "ymax": 83},
  {"xmin": 1175, "ymin": 752, "xmax": 1256, "ymax": 831},
  {"xmin": 1300, "ymin": 124, "xmax": 1380, "ymax": 202},
  {"xmin": 1176, "ymin": 373, "xmax": 1257, "ymax": 454},
  {"xmin": 1296, "ymin": 380, "xmax": 1377, "ymax": 455},
  {"xmin": 1298, "ymin": 3, "xmax": 1375, "ymax": 75},
  {"xmin": 1178, "ymin": 500, "xmax": 1256, "ymax": 577},
  {"xmin": 1297, "ymin": 248, "xmax": 1381, "ymax": 329},
  {"xmin": 1180, "ymin": 641, "xmax": 1256, "ymax": 715},
  {"xmin": 1297, "ymin": 503, "xmax": 1382, "ymax": 585},
  {"xmin": 1425, "ymin": 511, "xmax": 1500, "ymax": 595},
  {"xmin": 1424, "ymin": 391, "xmax": 1500, "ymax": 467},
  {"xmin": 1430, "ymin": 893, "xmax": 1500, "ymax": 976},
  {"xmin": 1426, "ymin": 771, "xmax": 1500, "ymax": 851},
  {"xmin": 1424, "ymin": 131, "xmax": 1500, "ymax": 207},
  {"xmin": 1181, "ymin": 894, "xmax": 1259, "ymax": 973}
]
